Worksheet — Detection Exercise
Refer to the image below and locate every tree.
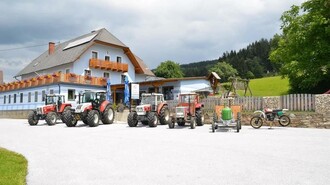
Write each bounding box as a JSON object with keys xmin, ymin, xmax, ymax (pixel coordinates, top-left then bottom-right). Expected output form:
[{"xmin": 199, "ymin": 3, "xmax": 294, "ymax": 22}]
[
  {"xmin": 154, "ymin": 60, "xmax": 184, "ymax": 78},
  {"xmin": 208, "ymin": 62, "xmax": 238, "ymax": 82},
  {"xmin": 270, "ymin": 0, "xmax": 330, "ymax": 93}
]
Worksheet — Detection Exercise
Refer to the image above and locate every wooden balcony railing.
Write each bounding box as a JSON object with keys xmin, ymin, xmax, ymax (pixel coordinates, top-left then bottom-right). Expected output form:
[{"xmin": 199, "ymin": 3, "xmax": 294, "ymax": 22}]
[
  {"xmin": 0, "ymin": 73, "xmax": 108, "ymax": 92},
  {"xmin": 89, "ymin": 58, "xmax": 128, "ymax": 72}
]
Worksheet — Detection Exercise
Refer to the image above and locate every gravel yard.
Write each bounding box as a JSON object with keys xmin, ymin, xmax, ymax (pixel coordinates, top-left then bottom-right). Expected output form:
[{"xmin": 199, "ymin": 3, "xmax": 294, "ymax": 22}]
[{"xmin": 0, "ymin": 119, "xmax": 329, "ymax": 185}]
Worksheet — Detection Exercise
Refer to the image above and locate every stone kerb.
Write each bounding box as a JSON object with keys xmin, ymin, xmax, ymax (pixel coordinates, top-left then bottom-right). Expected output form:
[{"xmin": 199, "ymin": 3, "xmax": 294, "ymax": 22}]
[
  {"xmin": 315, "ymin": 94, "xmax": 330, "ymax": 115},
  {"xmin": 262, "ymin": 96, "xmax": 281, "ymax": 109}
]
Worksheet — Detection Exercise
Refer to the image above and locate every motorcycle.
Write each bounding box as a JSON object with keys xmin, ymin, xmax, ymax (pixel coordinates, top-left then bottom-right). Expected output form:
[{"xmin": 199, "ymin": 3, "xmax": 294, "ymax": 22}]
[{"xmin": 250, "ymin": 108, "xmax": 291, "ymax": 129}]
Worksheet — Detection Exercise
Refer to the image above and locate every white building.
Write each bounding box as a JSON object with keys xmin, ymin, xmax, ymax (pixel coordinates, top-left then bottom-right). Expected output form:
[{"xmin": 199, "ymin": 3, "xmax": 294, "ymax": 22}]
[{"xmin": 0, "ymin": 28, "xmax": 214, "ymax": 112}]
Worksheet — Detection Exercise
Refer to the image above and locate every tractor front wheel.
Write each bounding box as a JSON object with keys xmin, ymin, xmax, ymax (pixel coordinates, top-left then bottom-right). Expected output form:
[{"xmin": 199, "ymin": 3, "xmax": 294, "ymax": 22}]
[
  {"xmin": 63, "ymin": 110, "xmax": 77, "ymax": 127},
  {"xmin": 128, "ymin": 112, "xmax": 138, "ymax": 127},
  {"xmin": 196, "ymin": 110, "xmax": 204, "ymax": 126},
  {"xmin": 148, "ymin": 112, "xmax": 158, "ymax": 127},
  {"xmin": 28, "ymin": 111, "xmax": 39, "ymax": 126},
  {"xmin": 45, "ymin": 112, "xmax": 57, "ymax": 126},
  {"xmin": 102, "ymin": 105, "xmax": 115, "ymax": 124},
  {"xmin": 190, "ymin": 116, "xmax": 196, "ymax": 129},
  {"xmin": 159, "ymin": 106, "xmax": 170, "ymax": 125},
  {"xmin": 87, "ymin": 110, "xmax": 100, "ymax": 127}
]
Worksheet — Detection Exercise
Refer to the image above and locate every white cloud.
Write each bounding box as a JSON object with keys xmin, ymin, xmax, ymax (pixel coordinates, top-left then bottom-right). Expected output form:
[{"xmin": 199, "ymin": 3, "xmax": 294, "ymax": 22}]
[{"xmin": 0, "ymin": 0, "xmax": 305, "ymax": 82}]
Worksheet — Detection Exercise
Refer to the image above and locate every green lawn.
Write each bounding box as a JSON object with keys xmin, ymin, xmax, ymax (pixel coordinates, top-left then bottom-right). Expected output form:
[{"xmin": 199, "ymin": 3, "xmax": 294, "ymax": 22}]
[
  {"xmin": 0, "ymin": 148, "xmax": 27, "ymax": 185},
  {"xmin": 223, "ymin": 76, "xmax": 289, "ymax": 97}
]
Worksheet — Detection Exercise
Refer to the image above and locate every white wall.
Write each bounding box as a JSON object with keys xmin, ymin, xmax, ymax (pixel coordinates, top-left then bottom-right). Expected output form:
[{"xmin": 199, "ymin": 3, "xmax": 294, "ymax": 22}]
[{"xmin": 73, "ymin": 44, "xmax": 137, "ymax": 84}]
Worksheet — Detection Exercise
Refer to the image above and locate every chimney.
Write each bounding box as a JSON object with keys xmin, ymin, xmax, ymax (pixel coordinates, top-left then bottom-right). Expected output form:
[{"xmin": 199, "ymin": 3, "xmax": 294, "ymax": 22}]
[
  {"xmin": 0, "ymin": 70, "xmax": 3, "ymax": 85},
  {"xmin": 49, "ymin": 42, "xmax": 55, "ymax": 55}
]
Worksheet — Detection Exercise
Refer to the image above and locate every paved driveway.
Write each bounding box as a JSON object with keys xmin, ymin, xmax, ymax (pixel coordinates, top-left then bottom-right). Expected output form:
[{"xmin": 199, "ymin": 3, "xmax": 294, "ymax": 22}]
[{"xmin": 0, "ymin": 119, "xmax": 330, "ymax": 185}]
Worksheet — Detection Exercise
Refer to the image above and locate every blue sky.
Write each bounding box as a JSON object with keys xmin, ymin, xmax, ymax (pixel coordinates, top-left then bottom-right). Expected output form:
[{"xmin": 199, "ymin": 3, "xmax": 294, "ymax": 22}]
[{"xmin": 0, "ymin": 0, "xmax": 305, "ymax": 82}]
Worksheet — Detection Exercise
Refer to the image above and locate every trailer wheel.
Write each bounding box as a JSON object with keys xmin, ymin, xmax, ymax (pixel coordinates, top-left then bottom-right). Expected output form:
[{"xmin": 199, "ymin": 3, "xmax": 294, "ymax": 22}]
[
  {"xmin": 87, "ymin": 110, "xmax": 100, "ymax": 127},
  {"xmin": 28, "ymin": 111, "xmax": 39, "ymax": 126},
  {"xmin": 190, "ymin": 117, "xmax": 196, "ymax": 129},
  {"xmin": 128, "ymin": 112, "xmax": 138, "ymax": 127},
  {"xmin": 148, "ymin": 112, "xmax": 158, "ymax": 127},
  {"xmin": 102, "ymin": 105, "xmax": 115, "ymax": 124},
  {"xmin": 45, "ymin": 112, "xmax": 57, "ymax": 126}
]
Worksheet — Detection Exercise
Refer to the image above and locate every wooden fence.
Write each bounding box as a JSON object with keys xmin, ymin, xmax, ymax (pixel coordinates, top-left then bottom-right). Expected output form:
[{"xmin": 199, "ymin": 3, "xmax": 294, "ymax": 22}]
[{"xmin": 167, "ymin": 94, "xmax": 315, "ymax": 113}]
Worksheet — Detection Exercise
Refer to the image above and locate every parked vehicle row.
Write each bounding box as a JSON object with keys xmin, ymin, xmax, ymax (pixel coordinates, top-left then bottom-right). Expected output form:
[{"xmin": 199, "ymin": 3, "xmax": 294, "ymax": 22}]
[{"xmin": 27, "ymin": 92, "xmax": 291, "ymax": 130}]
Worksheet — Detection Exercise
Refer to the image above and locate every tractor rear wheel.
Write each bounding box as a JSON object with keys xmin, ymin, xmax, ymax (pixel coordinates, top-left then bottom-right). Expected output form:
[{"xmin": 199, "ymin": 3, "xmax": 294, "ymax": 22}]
[
  {"xmin": 87, "ymin": 110, "xmax": 100, "ymax": 127},
  {"xmin": 128, "ymin": 112, "xmax": 138, "ymax": 127},
  {"xmin": 102, "ymin": 105, "xmax": 115, "ymax": 124},
  {"xmin": 63, "ymin": 110, "xmax": 77, "ymax": 127},
  {"xmin": 28, "ymin": 111, "xmax": 39, "ymax": 126},
  {"xmin": 196, "ymin": 110, "xmax": 204, "ymax": 126},
  {"xmin": 148, "ymin": 112, "xmax": 158, "ymax": 127},
  {"xmin": 45, "ymin": 112, "xmax": 57, "ymax": 126},
  {"xmin": 159, "ymin": 106, "xmax": 170, "ymax": 125},
  {"xmin": 190, "ymin": 116, "xmax": 196, "ymax": 129},
  {"xmin": 61, "ymin": 106, "xmax": 71, "ymax": 123}
]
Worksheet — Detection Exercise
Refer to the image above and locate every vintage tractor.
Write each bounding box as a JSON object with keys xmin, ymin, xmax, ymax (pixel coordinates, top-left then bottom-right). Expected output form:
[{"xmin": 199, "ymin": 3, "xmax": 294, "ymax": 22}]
[
  {"xmin": 212, "ymin": 105, "xmax": 242, "ymax": 133},
  {"xmin": 168, "ymin": 93, "xmax": 204, "ymax": 129},
  {"xmin": 127, "ymin": 93, "xmax": 170, "ymax": 127},
  {"xmin": 28, "ymin": 94, "xmax": 72, "ymax": 126},
  {"xmin": 63, "ymin": 91, "xmax": 115, "ymax": 127}
]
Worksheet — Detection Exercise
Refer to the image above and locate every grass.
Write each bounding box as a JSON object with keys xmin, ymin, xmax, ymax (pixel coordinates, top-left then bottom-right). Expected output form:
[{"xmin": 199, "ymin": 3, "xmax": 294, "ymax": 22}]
[
  {"xmin": 222, "ymin": 76, "xmax": 290, "ymax": 97},
  {"xmin": 0, "ymin": 148, "xmax": 28, "ymax": 185}
]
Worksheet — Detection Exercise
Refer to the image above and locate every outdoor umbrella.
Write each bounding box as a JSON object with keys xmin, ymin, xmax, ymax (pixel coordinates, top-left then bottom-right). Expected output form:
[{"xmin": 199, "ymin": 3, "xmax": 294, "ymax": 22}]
[
  {"xmin": 124, "ymin": 76, "xmax": 130, "ymax": 106},
  {"xmin": 106, "ymin": 78, "xmax": 112, "ymax": 103}
]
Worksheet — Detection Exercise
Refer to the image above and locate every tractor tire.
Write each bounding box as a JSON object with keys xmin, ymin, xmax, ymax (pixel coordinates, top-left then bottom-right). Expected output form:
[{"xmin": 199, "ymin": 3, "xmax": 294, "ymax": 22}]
[
  {"xmin": 102, "ymin": 105, "xmax": 115, "ymax": 124},
  {"xmin": 196, "ymin": 110, "xmax": 204, "ymax": 126},
  {"xmin": 168, "ymin": 117, "xmax": 175, "ymax": 129},
  {"xmin": 148, "ymin": 112, "xmax": 158, "ymax": 127},
  {"xmin": 278, "ymin": 115, "xmax": 291, "ymax": 127},
  {"xmin": 141, "ymin": 121, "xmax": 149, "ymax": 125},
  {"xmin": 212, "ymin": 121, "xmax": 216, "ymax": 132},
  {"xmin": 61, "ymin": 106, "xmax": 71, "ymax": 123},
  {"xmin": 45, "ymin": 112, "xmax": 57, "ymax": 126},
  {"xmin": 82, "ymin": 117, "xmax": 89, "ymax": 125},
  {"xmin": 87, "ymin": 110, "xmax": 100, "ymax": 127},
  {"xmin": 190, "ymin": 116, "xmax": 196, "ymax": 129},
  {"xmin": 63, "ymin": 110, "xmax": 77, "ymax": 127},
  {"xmin": 128, "ymin": 112, "xmax": 138, "ymax": 127},
  {"xmin": 159, "ymin": 106, "xmax": 170, "ymax": 125},
  {"xmin": 178, "ymin": 120, "xmax": 185, "ymax": 126},
  {"xmin": 250, "ymin": 116, "xmax": 263, "ymax": 129},
  {"xmin": 28, "ymin": 111, "xmax": 39, "ymax": 126}
]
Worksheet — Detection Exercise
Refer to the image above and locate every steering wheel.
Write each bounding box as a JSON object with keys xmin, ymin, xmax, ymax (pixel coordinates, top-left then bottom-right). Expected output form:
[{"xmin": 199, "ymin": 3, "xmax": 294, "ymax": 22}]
[{"xmin": 92, "ymin": 99, "xmax": 100, "ymax": 107}]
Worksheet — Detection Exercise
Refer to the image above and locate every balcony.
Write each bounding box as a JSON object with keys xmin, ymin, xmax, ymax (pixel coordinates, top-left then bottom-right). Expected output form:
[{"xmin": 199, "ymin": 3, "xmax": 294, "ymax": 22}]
[
  {"xmin": 0, "ymin": 72, "xmax": 108, "ymax": 92},
  {"xmin": 89, "ymin": 58, "xmax": 128, "ymax": 72}
]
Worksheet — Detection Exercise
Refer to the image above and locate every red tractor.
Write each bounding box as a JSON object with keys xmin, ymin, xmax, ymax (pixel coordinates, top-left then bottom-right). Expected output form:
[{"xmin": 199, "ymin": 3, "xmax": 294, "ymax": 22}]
[
  {"xmin": 62, "ymin": 91, "xmax": 115, "ymax": 127},
  {"xmin": 127, "ymin": 93, "xmax": 170, "ymax": 127},
  {"xmin": 28, "ymin": 94, "xmax": 72, "ymax": 126},
  {"xmin": 168, "ymin": 93, "xmax": 204, "ymax": 129}
]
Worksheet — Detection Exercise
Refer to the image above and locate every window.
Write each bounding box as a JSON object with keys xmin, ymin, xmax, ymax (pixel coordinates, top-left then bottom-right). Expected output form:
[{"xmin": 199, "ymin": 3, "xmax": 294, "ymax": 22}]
[
  {"xmin": 84, "ymin": 69, "xmax": 91, "ymax": 77},
  {"xmin": 65, "ymin": 68, "xmax": 70, "ymax": 74},
  {"xmin": 28, "ymin": 92, "xmax": 31, "ymax": 103},
  {"xmin": 117, "ymin": 56, "xmax": 122, "ymax": 63},
  {"xmin": 104, "ymin": 72, "xmax": 110, "ymax": 78},
  {"xmin": 68, "ymin": 89, "xmax": 75, "ymax": 101},
  {"xmin": 9, "ymin": 95, "xmax": 11, "ymax": 104},
  {"xmin": 3, "ymin": 95, "xmax": 6, "ymax": 104},
  {"xmin": 42, "ymin": 90, "xmax": 46, "ymax": 101},
  {"xmin": 20, "ymin": 93, "xmax": 23, "ymax": 103},
  {"xmin": 92, "ymin": 51, "xmax": 98, "ymax": 59},
  {"xmin": 14, "ymin": 94, "xmax": 16, "ymax": 103},
  {"xmin": 105, "ymin": 56, "xmax": 110, "ymax": 61},
  {"xmin": 50, "ymin": 89, "xmax": 54, "ymax": 94},
  {"xmin": 34, "ymin": 91, "xmax": 38, "ymax": 102}
]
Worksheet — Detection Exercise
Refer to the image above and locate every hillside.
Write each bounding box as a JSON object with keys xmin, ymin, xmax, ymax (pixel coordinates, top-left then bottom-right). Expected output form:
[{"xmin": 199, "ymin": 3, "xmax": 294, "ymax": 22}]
[{"xmin": 223, "ymin": 76, "xmax": 289, "ymax": 97}]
